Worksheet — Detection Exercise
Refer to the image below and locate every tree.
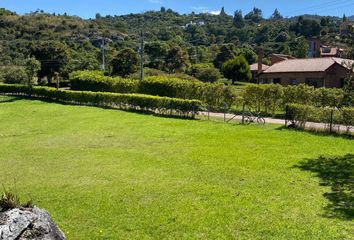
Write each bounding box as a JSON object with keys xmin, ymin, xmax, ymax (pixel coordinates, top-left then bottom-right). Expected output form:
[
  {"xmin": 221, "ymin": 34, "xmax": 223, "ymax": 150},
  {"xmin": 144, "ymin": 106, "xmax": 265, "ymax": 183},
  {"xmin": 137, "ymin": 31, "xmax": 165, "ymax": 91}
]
[
  {"xmin": 221, "ymin": 56, "xmax": 251, "ymax": 84},
  {"xmin": 289, "ymin": 18, "xmax": 321, "ymax": 37},
  {"xmin": 220, "ymin": 7, "xmax": 227, "ymax": 16},
  {"xmin": 270, "ymin": 9, "xmax": 283, "ymax": 20},
  {"xmin": 189, "ymin": 64, "xmax": 221, "ymax": 83},
  {"xmin": 31, "ymin": 41, "xmax": 69, "ymax": 84},
  {"xmin": 111, "ymin": 48, "xmax": 139, "ymax": 77},
  {"xmin": 233, "ymin": 10, "xmax": 244, "ymax": 28},
  {"xmin": 145, "ymin": 41, "xmax": 169, "ymax": 70},
  {"xmin": 245, "ymin": 7, "xmax": 263, "ymax": 23},
  {"xmin": 279, "ymin": 43, "xmax": 292, "ymax": 55},
  {"xmin": 213, "ymin": 44, "xmax": 237, "ymax": 68},
  {"xmin": 295, "ymin": 37, "xmax": 309, "ymax": 58},
  {"xmin": 24, "ymin": 57, "xmax": 41, "ymax": 87},
  {"xmin": 342, "ymin": 63, "xmax": 354, "ymax": 106},
  {"xmin": 239, "ymin": 48, "xmax": 257, "ymax": 64},
  {"xmin": 343, "ymin": 14, "xmax": 348, "ymax": 22},
  {"xmin": 164, "ymin": 46, "xmax": 190, "ymax": 73}
]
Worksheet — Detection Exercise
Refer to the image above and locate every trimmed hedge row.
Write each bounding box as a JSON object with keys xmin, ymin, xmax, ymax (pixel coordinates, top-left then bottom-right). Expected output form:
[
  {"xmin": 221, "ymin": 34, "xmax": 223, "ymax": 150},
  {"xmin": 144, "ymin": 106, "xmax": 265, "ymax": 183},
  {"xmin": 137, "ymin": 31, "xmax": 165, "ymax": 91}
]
[
  {"xmin": 69, "ymin": 71, "xmax": 238, "ymax": 111},
  {"xmin": 286, "ymin": 104, "xmax": 354, "ymax": 133},
  {"xmin": 243, "ymin": 84, "xmax": 349, "ymax": 114},
  {"xmin": 0, "ymin": 84, "xmax": 201, "ymax": 118},
  {"xmin": 70, "ymin": 71, "xmax": 139, "ymax": 93}
]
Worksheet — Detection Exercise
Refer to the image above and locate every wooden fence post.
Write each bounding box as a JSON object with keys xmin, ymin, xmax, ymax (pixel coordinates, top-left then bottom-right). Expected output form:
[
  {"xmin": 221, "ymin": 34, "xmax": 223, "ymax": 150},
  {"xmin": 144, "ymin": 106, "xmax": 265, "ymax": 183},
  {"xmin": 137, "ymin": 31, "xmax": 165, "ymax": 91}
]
[{"xmin": 242, "ymin": 103, "xmax": 245, "ymax": 124}]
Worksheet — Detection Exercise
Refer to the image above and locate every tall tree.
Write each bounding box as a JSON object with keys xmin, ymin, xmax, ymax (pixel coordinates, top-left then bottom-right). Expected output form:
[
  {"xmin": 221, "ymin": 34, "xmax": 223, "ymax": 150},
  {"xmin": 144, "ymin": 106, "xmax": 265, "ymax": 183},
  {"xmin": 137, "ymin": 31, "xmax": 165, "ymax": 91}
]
[
  {"xmin": 245, "ymin": 7, "xmax": 263, "ymax": 23},
  {"xmin": 270, "ymin": 8, "xmax": 283, "ymax": 20},
  {"xmin": 145, "ymin": 41, "xmax": 169, "ymax": 70},
  {"xmin": 233, "ymin": 10, "xmax": 245, "ymax": 28},
  {"xmin": 111, "ymin": 48, "xmax": 139, "ymax": 77},
  {"xmin": 24, "ymin": 57, "xmax": 41, "ymax": 87},
  {"xmin": 164, "ymin": 46, "xmax": 190, "ymax": 73},
  {"xmin": 295, "ymin": 37, "xmax": 309, "ymax": 58},
  {"xmin": 221, "ymin": 56, "xmax": 251, "ymax": 84},
  {"xmin": 31, "ymin": 41, "xmax": 69, "ymax": 84},
  {"xmin": 213, "ymin": 44, "xmax": 237, "ymax": 68}
]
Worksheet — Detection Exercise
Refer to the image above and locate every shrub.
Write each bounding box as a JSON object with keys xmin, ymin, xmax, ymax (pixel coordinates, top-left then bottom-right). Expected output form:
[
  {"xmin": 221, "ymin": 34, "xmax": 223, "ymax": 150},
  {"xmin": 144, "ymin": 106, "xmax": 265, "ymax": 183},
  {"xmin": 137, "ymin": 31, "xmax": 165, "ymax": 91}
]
[
  {"xmin": 339, "ymin": 107, "xmax": 354, "ymax": 132},
  {"xmin": 69, "ymin": 70, "xmax": 139, "ymax": 93},
  {"xmin": 0, "ymin": 84, "xmax": 201, "ymax": 118},
  {"xmin": 283, "ymin": 84, "xmax": 316, "ymax": 106},
  {"xmin": 195, "ymin": 67, "xmax": 221, "ymax": 83},
  {"xmin": 243, "ymin": 84, "xmax": 349, "ymax": 114},
  {"xmin": 314, "ymin": 88, "xmax": 344, "ymax": 107},
  {"xmin": 187, "ymin": 64, "xmax": 221, "ymax": 83},
  {"xmin": 286, "ymin": 104, "xmax": 354, "ymax": 133},
  {"xmin": 70, "ymin": 71, "xmax": 238, "ymax": 110},
  {"xmin": 286, "ymin": 104, "xmax": 321, "ymax": 128},
  {"xmin": 0, "ymin": 66, "xmax": 28, "ymax": 84}
]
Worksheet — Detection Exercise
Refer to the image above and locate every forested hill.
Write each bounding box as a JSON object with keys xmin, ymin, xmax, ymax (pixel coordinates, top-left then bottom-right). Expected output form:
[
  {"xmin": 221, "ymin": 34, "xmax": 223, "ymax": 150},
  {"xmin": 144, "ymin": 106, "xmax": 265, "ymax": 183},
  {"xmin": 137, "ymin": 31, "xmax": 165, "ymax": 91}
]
[{"xmin": 0, "ymin": 7, "xmax": 353, "ymax": 80}]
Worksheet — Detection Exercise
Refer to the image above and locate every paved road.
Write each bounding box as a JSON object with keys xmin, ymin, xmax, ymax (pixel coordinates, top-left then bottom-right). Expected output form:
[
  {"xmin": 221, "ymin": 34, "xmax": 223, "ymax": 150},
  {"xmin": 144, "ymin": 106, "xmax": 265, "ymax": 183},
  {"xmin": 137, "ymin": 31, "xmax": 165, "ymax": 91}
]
[{"xmin": 199, "ymin": 111, "xmax": 354, "ymax": 134}]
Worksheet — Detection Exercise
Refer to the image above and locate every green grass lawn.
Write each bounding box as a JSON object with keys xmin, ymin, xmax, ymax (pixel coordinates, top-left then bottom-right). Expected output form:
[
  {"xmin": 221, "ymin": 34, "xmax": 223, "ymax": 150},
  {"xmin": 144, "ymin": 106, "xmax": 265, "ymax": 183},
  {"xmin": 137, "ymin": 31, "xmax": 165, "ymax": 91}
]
[{"xmin": 0, "ymin": 96, "xmax": 353, "ymax": 239}]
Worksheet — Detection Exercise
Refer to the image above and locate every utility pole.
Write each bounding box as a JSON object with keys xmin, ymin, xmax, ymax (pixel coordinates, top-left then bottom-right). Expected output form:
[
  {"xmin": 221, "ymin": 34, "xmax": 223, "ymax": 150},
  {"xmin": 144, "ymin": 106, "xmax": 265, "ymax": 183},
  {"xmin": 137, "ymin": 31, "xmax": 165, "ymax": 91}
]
[
  {"xmin": 101, "ymin": 38, "xmax": 105, "ymax": 71},
  {"xmin": 139, "ymin": 30, "xmax": 144, "ymax": 81}
]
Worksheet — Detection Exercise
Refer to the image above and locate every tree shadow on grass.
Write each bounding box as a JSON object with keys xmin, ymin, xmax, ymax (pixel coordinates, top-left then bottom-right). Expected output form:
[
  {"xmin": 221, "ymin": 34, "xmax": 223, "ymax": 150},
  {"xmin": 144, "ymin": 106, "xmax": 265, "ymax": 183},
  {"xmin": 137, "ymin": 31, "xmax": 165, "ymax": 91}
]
[
  {"xmin": 295, "ymin": 154, "xmax": 354, "ymax": 220},
  {"xmin": 0, "ymin": 96, "xmax": 22, "ymax": 104},
  {"xmin": 276, "ymin": 126, "xmax": 354, "ymax": 140}
]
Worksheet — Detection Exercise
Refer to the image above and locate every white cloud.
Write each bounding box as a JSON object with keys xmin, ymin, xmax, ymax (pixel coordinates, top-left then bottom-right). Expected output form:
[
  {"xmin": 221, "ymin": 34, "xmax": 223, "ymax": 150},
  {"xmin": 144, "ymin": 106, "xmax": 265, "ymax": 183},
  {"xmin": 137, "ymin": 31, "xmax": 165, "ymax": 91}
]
[
  {"xmin": 208, "ymin": 10, "xmax": 221, "ymax": 15},
  {"xmin": 192, "ymin": 6, "xmax": 220, "ymax": 15}
]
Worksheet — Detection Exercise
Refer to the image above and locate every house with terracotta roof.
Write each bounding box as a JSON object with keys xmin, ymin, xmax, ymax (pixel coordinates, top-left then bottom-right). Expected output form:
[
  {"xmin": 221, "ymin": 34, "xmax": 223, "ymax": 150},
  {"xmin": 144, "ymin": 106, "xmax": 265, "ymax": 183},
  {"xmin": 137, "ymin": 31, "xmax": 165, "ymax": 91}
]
[
  {"xmin": 320, "ymin": 46, "xmax": 346, "ymax": 58},
  {"xmin": 258, "ymin": 57, "xmax": 354, "ymax": 88}
]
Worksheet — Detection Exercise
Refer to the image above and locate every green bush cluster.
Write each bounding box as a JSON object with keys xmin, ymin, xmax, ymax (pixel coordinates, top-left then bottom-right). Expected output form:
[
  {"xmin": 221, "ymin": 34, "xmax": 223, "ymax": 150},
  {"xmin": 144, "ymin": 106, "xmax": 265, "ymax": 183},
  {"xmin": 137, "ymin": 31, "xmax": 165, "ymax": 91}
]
[
  {"xmin": 0, "ymin": 84, "xmax": 201, "ymax": 118},
  {"xmin": 243, "ymin": 84, "xmax": 348, "ymax": 114},
  {"xmin": 69, "ymin": 71, "xmax": 238, "ymax": 111},
  {"xmin": 69, "ymin": 71, "xmax": 139, "ymax": 93},
  {"xmin": 0, "ymin": 66, "xmax": 28, "ymax": 84},
  {"xmin": 286, "ymin": 104, "xmax": 354, "ymax": 133}
]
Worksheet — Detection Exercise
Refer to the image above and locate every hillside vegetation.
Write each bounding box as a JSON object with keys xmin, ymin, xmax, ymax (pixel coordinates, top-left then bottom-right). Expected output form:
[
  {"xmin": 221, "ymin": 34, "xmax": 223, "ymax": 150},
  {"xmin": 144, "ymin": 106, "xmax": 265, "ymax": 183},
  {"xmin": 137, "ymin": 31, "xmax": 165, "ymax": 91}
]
[{"xmin": 0, "ymin": 7, "xmax": 353, "ymax": 83}]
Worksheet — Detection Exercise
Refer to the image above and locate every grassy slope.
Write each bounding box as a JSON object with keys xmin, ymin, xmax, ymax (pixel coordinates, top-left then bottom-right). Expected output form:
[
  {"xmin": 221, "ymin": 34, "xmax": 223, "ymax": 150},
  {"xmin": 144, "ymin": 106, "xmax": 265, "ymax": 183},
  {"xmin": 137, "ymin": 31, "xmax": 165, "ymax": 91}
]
[{"xmin": 0, "ymin": 96, "xmax": 353, "ymax": 239}]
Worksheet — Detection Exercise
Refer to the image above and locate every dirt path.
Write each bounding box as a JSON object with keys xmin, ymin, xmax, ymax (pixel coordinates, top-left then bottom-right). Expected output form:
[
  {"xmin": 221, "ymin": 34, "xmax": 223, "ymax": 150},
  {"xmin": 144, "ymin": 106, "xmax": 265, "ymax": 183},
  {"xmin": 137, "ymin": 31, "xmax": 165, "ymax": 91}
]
[{"xmin": 199, "ymin": 111, "xmax": 354, "ymax": 134}]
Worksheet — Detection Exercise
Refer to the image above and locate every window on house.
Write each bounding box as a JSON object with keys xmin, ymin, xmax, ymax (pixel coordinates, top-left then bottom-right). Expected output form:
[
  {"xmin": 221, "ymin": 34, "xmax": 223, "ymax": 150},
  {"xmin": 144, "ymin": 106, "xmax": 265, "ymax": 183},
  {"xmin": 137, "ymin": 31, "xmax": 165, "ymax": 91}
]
[
  {"xmin": 273, "ymin": 78, "xmax": 281, "ymax": 84},
  {"xmin": 260, "ymin": 78, "xmax": 269, "ymax": 84},
  {"xmin": 306, "ymin": 78, "xmax": 324, "ymax": 88},
  {"xmin": 290, "ymin": 79, "xmax": 299, "ymax": 85}
]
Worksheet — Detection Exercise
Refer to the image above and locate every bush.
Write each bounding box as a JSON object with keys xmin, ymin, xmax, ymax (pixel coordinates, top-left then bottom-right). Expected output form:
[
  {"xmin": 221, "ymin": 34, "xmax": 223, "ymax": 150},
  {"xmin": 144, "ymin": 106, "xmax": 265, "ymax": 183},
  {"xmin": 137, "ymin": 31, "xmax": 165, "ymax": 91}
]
[
  {"xmin": 187, "ymin": 64, "xmax": 221, "ymax": 83},
  {"xmin": 243, "ymin": 84, "xmax": 349, "ymax": 114},
  {"xmin": 340, "ymin": 108, "xmax": 354, "ymax": 132},
  {"xmin": 0, "ymin": 66, "xmax": 28, "ymax": 84},
  {"xmin": 128, "ymin": 68, "xmax": 198, "ymax": 81},
  {"xmin": 195, "ymin": 67, "xmax": 221, "ymax": 83},
  {"xmin": 69, "ymin": 70, "xmax": 139, "ymax": 93},
  {"xmin": 69, "ymin": 71, "xmax": 238, "ymax": 110},
  {"xmin": 0, "ymin": 84, "xmax": 201, "ymax": 118},
  {"xmin": 242, "ymin": 84, "xmax": 283, "ymax": 114},
  {"xmin": 287, "ymin": 104, "xmax": 322, "ymax": 128},
  {"xmin": 286, "ymin": 104, "xmax": 354, "ymax": 133}
]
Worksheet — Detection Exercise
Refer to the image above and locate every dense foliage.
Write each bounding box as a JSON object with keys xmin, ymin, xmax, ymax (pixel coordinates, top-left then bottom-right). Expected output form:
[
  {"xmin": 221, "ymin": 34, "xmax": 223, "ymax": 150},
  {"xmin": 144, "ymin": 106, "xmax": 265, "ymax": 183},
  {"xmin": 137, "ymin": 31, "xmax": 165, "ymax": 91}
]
[
  {"xmin": 0, "ymin": 83, "xmax": 201, "ymax": 117},
  {"xmin": 0, "ymin": 7, "xmax": 353, "ymax": 83},
  {"xmin": 69, "ymin": 70, "xmax": 238, "ymax": 110},
  {"xmin": 286, "ymin": 104, "xmax": 354, "ymax": 133},
  {"xmin": 242, "ymin": 84, "xmax": 352, "ymax": 114}
]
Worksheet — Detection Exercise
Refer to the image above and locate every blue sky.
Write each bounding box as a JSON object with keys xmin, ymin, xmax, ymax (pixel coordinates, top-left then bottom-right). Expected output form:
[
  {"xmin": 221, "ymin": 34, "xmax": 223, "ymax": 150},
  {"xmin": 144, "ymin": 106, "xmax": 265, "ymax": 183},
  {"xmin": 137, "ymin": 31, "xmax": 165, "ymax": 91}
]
[{"xmin": 1, "ymin": 0, "xmax": 353, "ymax": 19}]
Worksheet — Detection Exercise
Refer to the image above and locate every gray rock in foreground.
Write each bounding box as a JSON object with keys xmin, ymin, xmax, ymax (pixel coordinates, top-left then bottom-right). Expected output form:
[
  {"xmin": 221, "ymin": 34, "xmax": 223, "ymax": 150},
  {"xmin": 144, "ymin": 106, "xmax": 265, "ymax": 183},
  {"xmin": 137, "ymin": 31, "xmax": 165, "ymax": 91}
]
[{"xmin": 0, "ymin": 207, "xmax": 65, "ymax": 240}]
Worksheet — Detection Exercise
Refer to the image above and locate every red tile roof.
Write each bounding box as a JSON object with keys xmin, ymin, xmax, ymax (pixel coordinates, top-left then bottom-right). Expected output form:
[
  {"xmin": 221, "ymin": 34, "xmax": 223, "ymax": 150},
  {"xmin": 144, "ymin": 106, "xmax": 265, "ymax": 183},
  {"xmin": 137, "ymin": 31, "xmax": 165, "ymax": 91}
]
[
  {"xmin": 262, "ymin": 57, "xmax": 354, "ymax": 74},
  {"xmin": 250, "ymin": 63, "xmax": 269, "ymax": 72}
]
